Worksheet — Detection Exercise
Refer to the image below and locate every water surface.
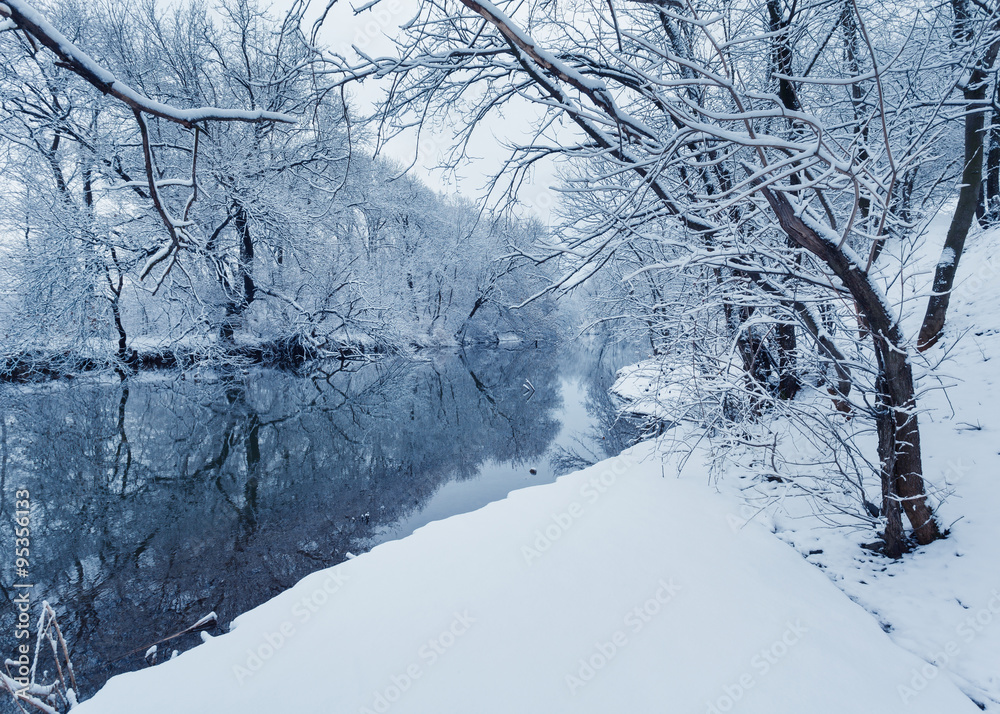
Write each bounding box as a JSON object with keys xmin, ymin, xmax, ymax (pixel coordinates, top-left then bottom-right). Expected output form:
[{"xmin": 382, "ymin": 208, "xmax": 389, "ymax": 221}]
[{"xmin": 0, "ymin": 342, "xmax": 642, "ymax": 702}]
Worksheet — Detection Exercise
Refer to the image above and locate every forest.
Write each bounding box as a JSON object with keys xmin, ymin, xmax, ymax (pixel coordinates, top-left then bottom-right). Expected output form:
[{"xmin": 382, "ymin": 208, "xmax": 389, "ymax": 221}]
[
  {"xmin": 2, "ymin": 0, "xmax": 1000, "ymax": 711},
  {"xmin": 0, "ymin": 0, "xmax": 559, "ymax": 374}
]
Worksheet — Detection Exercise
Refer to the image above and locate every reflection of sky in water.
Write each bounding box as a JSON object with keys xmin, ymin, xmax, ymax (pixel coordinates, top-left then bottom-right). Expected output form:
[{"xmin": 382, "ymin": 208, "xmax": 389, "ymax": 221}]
[
  {"xmin": 0, "ymin": 341, "xmax": 644, "ymax": 705},
  {"xmin": 374, "ymin": 378, "xmax": 595, "ymax": 542}
]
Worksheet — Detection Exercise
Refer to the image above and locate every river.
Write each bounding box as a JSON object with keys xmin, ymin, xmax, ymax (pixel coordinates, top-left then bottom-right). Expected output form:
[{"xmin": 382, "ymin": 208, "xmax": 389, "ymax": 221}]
[{"xmin": 0, "ymin": 341, "xmax": 644, "ymax": 702}]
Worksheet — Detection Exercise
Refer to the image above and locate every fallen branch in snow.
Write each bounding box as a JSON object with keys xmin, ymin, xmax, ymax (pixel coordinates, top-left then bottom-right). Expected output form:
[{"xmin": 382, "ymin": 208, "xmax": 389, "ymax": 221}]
[
  {"xmin": 1, "ymin": 602, "xmax": 77, "ymax": 714},
  {"xmin": 120, "ymin": 612, "xmax": 219, "ymax": 661}
]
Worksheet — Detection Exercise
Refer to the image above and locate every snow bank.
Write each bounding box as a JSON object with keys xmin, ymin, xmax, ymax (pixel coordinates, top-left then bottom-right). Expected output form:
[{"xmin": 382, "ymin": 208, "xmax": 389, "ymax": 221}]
[
  {"xmin": 775, "ymin": 216, "xmax": 1000, "ymax": 710},
  {"xmin": 611, "ymin": 357, "xmax": 736, "ymax": 424},
  {"xmin": 606, "ymin": 210, "xmax": 1000, "ymax": 710},
  {"xmin": 76, "ymin": 441, "xmax": 976, "ymax": 713}
]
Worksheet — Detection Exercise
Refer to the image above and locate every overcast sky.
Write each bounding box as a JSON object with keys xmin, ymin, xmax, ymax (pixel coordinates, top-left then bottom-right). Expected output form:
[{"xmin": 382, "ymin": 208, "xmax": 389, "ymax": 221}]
[{"xmin": 291, "ymin": 0, "xmax": 559, "ymax": 224}]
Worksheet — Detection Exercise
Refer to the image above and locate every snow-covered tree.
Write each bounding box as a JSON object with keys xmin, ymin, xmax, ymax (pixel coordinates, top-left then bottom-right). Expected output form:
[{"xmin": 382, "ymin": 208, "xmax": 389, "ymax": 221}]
[
  {"xmin": 0, "ymin": 0, "xmax": 558, "ymax": 369},
  {"xmin": 328, "ymin": 0, "xmax": 979, "ymax": 554}
]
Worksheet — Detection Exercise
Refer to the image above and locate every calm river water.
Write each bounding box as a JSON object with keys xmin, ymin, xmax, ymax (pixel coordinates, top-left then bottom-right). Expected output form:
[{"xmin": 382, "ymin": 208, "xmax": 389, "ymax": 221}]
[{"xmin": 0, "ymin": 341, "xmax": 643, "ymax": 702}]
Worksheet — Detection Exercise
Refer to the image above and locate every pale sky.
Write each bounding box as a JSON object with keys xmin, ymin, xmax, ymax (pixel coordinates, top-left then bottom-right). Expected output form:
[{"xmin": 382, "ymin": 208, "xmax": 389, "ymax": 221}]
[{"xmin": 291, "ymin": 0, "xmax": 560, "ymax": 224}]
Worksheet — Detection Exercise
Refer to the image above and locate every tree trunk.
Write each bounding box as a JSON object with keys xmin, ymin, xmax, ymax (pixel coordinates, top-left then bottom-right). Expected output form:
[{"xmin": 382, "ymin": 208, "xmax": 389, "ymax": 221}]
[
  {"xmin": 111, "ymin": 298, "xmax": 128, "ymax": 362},
  {"xmin": 917, "ymin": 86, "xmax": 988, "ymax": 350},
  {"xmin": 762, "ymin": 2, "xmax": 802, "ymax": 401},
  {"xmin": 874, "ymin": 376, "xmax": 905, "ymax": 558},
  {"xmin": 775, "ymin": 320, "xmax": 799, "ymax": 400},
  {"xmin": 233, "ymin": 204, "xmax": 256, "ymax": 307},
  {"xmin": 762, "ymin": 188, "xmax": 941, "ymax": 552},
  {"xmin": 918, "ymin": 18, "xmax": 1000, "ymax": 350},
  {"xmin": 218, "ymin": 204, "xmax": 256, "ymax": 344},
  {"xmin": 877, "ymin": 341, "xmax": 939, "ymax": 547},
  {"xmin": 456, "ymin": 295, "xmax": 486, "ymax": 342},
  {"xmin": 981, "ymin": 87, "xmax": 1000, "ymax": 225},
  {"xmin": 840, "ymin": 0, "xmax": 871, "ymax": 225},
  {"xmin": 737, "ymin": 264, "xmax": 851, "ymax": 409}
]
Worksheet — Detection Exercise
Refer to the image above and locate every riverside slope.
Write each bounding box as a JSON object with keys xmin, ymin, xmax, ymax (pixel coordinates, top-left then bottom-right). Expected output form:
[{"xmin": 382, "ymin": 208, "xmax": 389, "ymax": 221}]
[{"xmin": 76, "ymin": 440, "xmax": 976, "ymax": 713}]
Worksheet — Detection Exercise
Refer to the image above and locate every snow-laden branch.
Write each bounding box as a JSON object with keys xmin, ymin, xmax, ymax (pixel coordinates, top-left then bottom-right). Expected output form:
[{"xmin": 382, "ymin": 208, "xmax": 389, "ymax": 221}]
[
  {"xmin": 1, "ymin": 0, "xmax": 295, "ymax": 128},
  {"xmin": 0, "ymin": 0, "xmax": 307, "ymax": 286}
]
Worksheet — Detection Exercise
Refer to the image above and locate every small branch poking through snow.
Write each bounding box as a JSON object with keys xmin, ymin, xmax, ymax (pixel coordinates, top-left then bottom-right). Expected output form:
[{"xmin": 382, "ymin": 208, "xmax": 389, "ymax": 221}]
[{"xmin": 123, "ymin": 611, "xmax": 220, "ymax": 660}]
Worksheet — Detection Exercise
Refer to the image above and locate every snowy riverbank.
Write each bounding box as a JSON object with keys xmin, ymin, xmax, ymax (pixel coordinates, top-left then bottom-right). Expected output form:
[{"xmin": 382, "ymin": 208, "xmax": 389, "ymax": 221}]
[
  {"xmin": 74, "ymin": 222, "xmax": 1000, "ymax": 714},
  {"xmin": 76, "ymin": 434, "xmax": 977, "ymax": 713},
  {"xmin": 606, "ymin": 215, "xmax": 1000, "ymax": 711}
]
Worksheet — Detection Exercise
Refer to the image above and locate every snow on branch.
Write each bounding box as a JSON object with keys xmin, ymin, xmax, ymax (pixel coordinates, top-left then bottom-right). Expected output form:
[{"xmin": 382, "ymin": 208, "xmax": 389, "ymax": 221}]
[
  {"xmin": 457, "ymin": 0, "xmax": 658, "ymax": 146},
  {"xmin": 1, "ymin": 0, "xmax": 295, "ymax": 128},
  {"xmin": 1, "ymin": 0, "xmax": 303, "ymax": 285}
]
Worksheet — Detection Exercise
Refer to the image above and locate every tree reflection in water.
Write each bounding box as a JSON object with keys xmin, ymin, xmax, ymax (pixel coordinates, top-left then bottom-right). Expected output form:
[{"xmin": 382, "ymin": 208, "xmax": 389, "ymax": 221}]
[{"xmin": 0, "ymin": 343, "xmax": 640, "ymax": 700}]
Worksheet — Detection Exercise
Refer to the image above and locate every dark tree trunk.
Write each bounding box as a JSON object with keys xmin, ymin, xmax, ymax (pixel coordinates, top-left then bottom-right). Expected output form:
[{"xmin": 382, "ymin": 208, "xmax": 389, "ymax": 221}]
[
  {"xmin": 729, "ymin": 262, "xmax": 803, "ymax": 401},
  {"xmin": 763, "ymin": 0, "xmax": 802, "ymax": 401},
  {"xmin": 841, "ymin": 1, "xmax": 871, "ymax": 224},
  {"xmin": 107, "ymin": 248, "xmax": 129, "ymax": 365},
  {"xmin": 762, "ymin": 188, "xmax": 941, "ymax": 552},
  {"xmin": 918, "ymin": 13, "xmax": 1000, "ymax": 350},
  {"xmin": 736, "ymin": 264, "xmax": 851, "ymax": 409},
  {"xmin": 918, "ymin": 91, "xmax": 988, "ymax": 349},
  {"xmin": 219, "ymin": 303, "xmax": 237, "ymax": 344},
  {"xmin": 456, "ymin": 295, "xmax": 487, "ymax": 342},
  {"xmin": 775, "ymin": 320, "xmax": 800, "ymax": 400},
  {"xmin": 112, "ymin": 299, "xmax": 128, "ymax": 363},
  {"xmin": 877, "ymin": 341, "xmax": 939, "ymax": 549},
  {"xmin": 766, "ymin": 0, "xmax": 799, "ymax": 112},
  {"xmin": 233, "ymin": 204, "xmax": 256, "ymax": 307},
  {"xmin": 216, "ymin": 204, "xmax": 256, "ymax": 344},
  {"xmin": 874, "ymin": 376, "xmax": 905, "ymax": 558}
]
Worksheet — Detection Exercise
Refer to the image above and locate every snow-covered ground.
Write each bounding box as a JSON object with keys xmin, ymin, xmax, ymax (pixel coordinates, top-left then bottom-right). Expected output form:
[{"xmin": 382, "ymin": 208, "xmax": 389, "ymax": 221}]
[
  {"xmin": 76, "ymin": 450, "xmax": 974, "ymax": 713},
  {"xmin": 610, "ymin": 212, "xmax": 1000, "ymax": 711},
  {"xmin": 73, "ymin": 217, "xmax": 999, "ymax": 714},
  {"xmin": 774, "ymin": 219, "xmax": 1000, "ymax": 710}
]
